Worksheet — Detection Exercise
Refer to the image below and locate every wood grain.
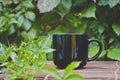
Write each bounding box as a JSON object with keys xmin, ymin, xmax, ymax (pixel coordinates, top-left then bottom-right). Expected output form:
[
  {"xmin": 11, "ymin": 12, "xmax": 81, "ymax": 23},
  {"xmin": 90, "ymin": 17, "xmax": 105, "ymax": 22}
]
[{"xmin": 0, "ymin": 61, "xmax": 120, "ymax": 80}]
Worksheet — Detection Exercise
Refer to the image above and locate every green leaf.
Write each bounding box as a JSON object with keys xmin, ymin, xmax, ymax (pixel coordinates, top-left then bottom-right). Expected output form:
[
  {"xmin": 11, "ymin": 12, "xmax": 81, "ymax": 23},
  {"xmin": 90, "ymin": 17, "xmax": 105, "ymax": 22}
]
[
  {"xmin": 112, "ymin": 23, "xmax": 120, "ymax": 36},
  {"xmin": 37, "ymin": 0, "xmax": 60, "ymax": 13},
  {"xmin": 98, "ymin": 26, "xmax": 105, "ymax": 34},
  {"xmin": 82, "ymin": 4, "xmax": 96, "ymax": 18},
  {"xmin": 56, "ymin": 0, "xmax": 72, "ymax": 18},
  {"xmin": 0, "ymin": 3, "xmax": 3, "ymax": 11},
  {"xmin": 25, "ymin": 11, "xmax": 35, "ymax": 22},
  {"xmin": 73, "ymin": 0, "xmax": 87, "ymax": 7},
  {"xmin": 10, "ymin": 52, "xmax": 17, "ymax": 63},
  {"xmin": 23, "ymin": 18, "xmax": 32, "ymax": 31},
  {"xmin": 108, "ymin": 48, "xmax": 120, "ymax": 61},
  {"xmin": 88, "ymin": 46, "xmax": 106, "ymax": 58},
  {"xmin": 8, "ymin": 18, "xmax": 18, "ymax": 25},
  {"xmin": 0, "ymin": 16, "xmax": 8, "ymax": 28},
  {"xmin": 18, "ymin": 15, "xmax": 24, "ymax": 27},
  {"xmin": 64, "ymin": 61, "xmax": 81, "ymax": 79},
  {"xmin": 8, "ymin": 25, "xmax": 15, "ymax": 35},
  {"xmin": 98, "ymin": 0, "xmax": 109, "ymax": 6},
  {"xmin": 108, "ymin": 0, "xmax": 119, "ymax": 8},
  {"xmin": 98, "ymin": 0, "xmax": 120, "ymax": 8},
  {"xmin": 21, "ymin": 31, "xmax": 29, "ymax": 41},
  {"xmin": 22, "ymin": 1, "xmax": 35, "ymax": 9},
  {"xmin": 40, "ymin": 12, "xmax": 61, "ymax": 24},
  {"xmin": 48, "ymin": 25, "xmax": 66, "ymax": 34},
  {"xmin": 42, "ymin": 67, "xmax": 62, "ymax": 80},
  {"xmin": 65, "ymin": 73, "xmax": 84, "ymax": 80},
  {"xmin": 40, "ymin": 48, "xmax": 55, "ymax": 53},
  {"xmin": 76, "ymin": 21, "xmax": 87, "ymax": 34}
]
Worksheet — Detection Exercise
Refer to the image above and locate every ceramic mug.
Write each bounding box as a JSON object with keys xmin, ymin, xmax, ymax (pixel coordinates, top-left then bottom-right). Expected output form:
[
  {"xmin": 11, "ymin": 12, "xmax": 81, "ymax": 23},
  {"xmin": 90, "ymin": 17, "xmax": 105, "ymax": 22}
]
[{"xmin": 53, "ymin": 34, "xmax": 102, "ymax": 69}]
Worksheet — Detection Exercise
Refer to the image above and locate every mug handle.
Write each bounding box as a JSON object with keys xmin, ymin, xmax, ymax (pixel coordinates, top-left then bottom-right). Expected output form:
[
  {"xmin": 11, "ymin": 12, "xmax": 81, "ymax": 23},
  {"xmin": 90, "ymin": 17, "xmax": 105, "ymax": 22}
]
[{"xmin": 87, "ymin": 39, "xmax": 102, "ymax": 61}]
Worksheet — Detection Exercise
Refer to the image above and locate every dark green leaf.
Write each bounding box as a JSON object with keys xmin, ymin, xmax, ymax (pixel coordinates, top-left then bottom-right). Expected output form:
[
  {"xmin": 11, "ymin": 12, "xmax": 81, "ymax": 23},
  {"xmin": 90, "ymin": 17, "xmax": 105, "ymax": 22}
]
[
  {"xmin": 108, "ymin": 0, "xmax": 119, "ymax": 8},
  {"xmin": 40, "ymin": 12, "xmax": 61, "ymax": 24},
  {"xmin": 76, "ymin": 21, "xmax": 87, "ymax": 34},
  {"xmin": 23, "ymin": 18, "xmax": 32, "ymax": 31},
  {"xmin": 73, "ymin": 0, "xmax": 87, "ymax": 7},
  {"xmin": 21, "ymin": 31, "xmax": 29, "ymax": 41},
  {"xmin": 98, "ymin": 0, "xmax": 109, "ymax": 6},
  {"xmin": 0, "ymin": 3, "xmax": 3, "ymax": 11},
  {"xmin": 22, "ymin": 1, "xmax": 35, "ymax": 9},
  {"xmin": 82, "ymin": 4, "xmax": 96, "ymax": 18},
  {"xmin": 37, "ymin": 0, "xmax": 60, "ymax": 13},
  {"xmin": 112, "ymin": 23, "xmax": 120, "ymax": 36},
  {"xmin": 56, "ymin": 0, "xmax": 72, "ymax": 18},
  {"xmin": 18, "ymin": 15, "xmax": 24, "ymax": 27},
  {"xmin": 0, "ymin": 17, "xmax": 8, "ymax": 28},
  {"xmin": 8, "ymin": 25, "xmax": 15, "ymax": 35},
  {"xmin": 98, "ymin": 0, "xmax": 120, "ymax": 8},
  {"xmin": 8, "ymin": 18, "xmax": 18, "ymax": 25},
  {"xmin": 25, "ymin": 11, "xmax": 35, "ymax": 22}
]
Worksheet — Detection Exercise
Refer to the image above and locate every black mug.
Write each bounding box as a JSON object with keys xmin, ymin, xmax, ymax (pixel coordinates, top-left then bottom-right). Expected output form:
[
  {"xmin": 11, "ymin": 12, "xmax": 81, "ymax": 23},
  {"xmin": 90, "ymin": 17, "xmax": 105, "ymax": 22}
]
[{"xmin": 53, "ymin": 34, "xmax": 102, "ymax": 69}]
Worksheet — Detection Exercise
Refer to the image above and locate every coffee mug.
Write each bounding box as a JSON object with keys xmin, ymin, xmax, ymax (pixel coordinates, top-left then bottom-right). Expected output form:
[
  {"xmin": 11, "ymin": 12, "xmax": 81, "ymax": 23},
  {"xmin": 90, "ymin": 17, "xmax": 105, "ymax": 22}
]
[{"xmin": 53, "ymin": 34, "xmax": 102, "ymax": 69}]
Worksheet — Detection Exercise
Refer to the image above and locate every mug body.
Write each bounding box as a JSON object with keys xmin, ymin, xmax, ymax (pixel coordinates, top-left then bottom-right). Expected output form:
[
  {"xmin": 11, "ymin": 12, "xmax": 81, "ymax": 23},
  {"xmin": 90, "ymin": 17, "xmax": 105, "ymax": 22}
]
[{"xmin": 53, "ymin": 34, "xmax": 88, "ymax": 68}]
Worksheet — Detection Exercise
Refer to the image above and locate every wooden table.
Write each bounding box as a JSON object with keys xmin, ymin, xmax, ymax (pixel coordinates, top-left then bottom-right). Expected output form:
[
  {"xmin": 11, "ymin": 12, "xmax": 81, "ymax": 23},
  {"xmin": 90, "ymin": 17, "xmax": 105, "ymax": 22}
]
[{"xmin": 0, "ymin": 61, "xmax": 120, "ymax": 80}]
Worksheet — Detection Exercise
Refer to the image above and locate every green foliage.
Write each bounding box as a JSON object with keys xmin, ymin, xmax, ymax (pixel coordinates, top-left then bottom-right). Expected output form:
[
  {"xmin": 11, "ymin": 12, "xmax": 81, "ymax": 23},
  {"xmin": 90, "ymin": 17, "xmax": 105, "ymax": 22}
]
[
  {"xmin": 112, "ymin": 23, "xmax": 120, "ymax": 36},
  {"xmin": 108, "ymin": 48, "xmax": 120, "ymax": 61},
  {"xmin": 1, "ymin": 0, "xmax": 120, "ymax": 79},
  {"xmin": 55, "ymin": 0, "xmax": 72, "ymax": 18},
  {"xmin": 42, "ymin": 61, "xmax": 84, "ymax": 80},
  {"xmin": 82, "ymin": 4, "xmax": 96, "ymax": 18},
  {"xmin": 98, "ymin": 0, "xmax": 120, "ymax": 8},
  {"xmin": 1, "ymin": 36, "xmax": 54, "ymax": 79},
  {"xmin": 0, "ymin": 0, "xmax": 35, "ymax": 43},
  {"xmin": 37, "ymin": 0, "xmax": 60, "ymax": 13}
]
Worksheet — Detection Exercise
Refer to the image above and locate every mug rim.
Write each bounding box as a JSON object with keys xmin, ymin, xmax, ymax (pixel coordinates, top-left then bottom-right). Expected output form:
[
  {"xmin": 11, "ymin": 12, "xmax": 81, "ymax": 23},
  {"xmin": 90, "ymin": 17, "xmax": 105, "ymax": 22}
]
[{"xmin": 53, "ymin": 33, "xmax": 88, "ymax": 36}]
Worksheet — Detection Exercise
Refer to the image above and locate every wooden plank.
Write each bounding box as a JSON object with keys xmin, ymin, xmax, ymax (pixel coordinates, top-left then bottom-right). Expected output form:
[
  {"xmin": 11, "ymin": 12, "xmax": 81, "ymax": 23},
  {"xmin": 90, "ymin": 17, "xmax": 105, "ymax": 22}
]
[{"xmin": 0, "ymin": 61, "xmax": 120, "ymax": 80}]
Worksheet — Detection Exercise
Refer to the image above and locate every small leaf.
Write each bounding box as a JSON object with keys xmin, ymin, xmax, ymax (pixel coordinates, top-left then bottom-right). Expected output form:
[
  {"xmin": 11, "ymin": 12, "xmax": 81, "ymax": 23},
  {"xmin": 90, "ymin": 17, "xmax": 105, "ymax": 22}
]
[
  {"xmin": 73, "ymin": 0, "xmax": 87, "ymax": 7},
  {"xmin": 108, "ymin": 0, "xmax": 119, "ymax": 8},
  {"xmin": 10, "ymin": 52, "xmax": 17, "ymax": 63},
  {"xmin": 98, "ymin": 0, "xmax": 109, "ymax": 6},
  {"xmin": 0, "ymin": 16, "xmax": 7, "ymax": 28},
  {"xmin": 23, "ymin": 18, "xmax": 32, "ymax": 31},
  {"xmin": 41, "ymin": 48, "xmax": 55, "ymax": 53},
  {"xmin": 25, "ymin": 11, "xmax": 35, "ymax": 22},
  {"xmin": 98, "ymin": 0, "xmax": 119, "ymax": 8},
  {"xmin": 40, "ymin": 12, "xmax": 61, "ymax": 24},
  {"xmin": 82, "ymin": 4, "xmax": 96, "ymax": 18},
  {"xmin": 8, "ymin": 18, "xmax": 18, "ymax": 25},
  {"xmin": 21, "ymin": 31, "xmax": 29, "ymax": 41},
  {"xmin": 112, "ymin": 23, "xmax": 120, "ymax": 36},
  {"xmin": 37, "ymin": 0, "xmax": 60, "ymax": 13},
  {"xmin": 98, "ymin": 26, "xmax": 105, "ymax": 34},
  {"xmin": 23, "ymin": 1, "xmax": 35, "ymax": 9},
  {"xmin": 56, "ymin": 0, "xmax": 72, "ymax": 18},
  {"xmin": 76, "ymin": 21, "xmax": 87, "ymax": 34},
  {"xmin": 64, "ymin": 61, "xmax": 80, "ymax": 79},
  {"xmin": 18, "ymin": 15, "xmax": 24, "ymax": 27},
  {"xmin": 5, "ymin": 47, "xmax": 13, "ymax": 58},
  {"xmin": 8, "ymin": 25, "xmax": 15, "ymax": 35},
  {"xmin": 108, "ymin": 48, "xmax": 120, "ymax": 61},
  {"xmin": 42, "ymin": 67, "xmax": 62, "ymax": 80},
  {"xmin": 65, "ymin": 73, "xmax": 84, "ymax": 80},
  {"xmin": 0, "ymin": 3, "xmax": 3, "ymax": 11}
]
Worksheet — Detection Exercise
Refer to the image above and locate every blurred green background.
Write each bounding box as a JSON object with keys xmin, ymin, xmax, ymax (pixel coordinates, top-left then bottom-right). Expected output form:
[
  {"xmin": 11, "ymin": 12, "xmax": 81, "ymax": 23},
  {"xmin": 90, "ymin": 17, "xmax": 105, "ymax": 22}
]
[{"xmin": 0, "ymin": 0, "xmax": 120, "ymax": 61}]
